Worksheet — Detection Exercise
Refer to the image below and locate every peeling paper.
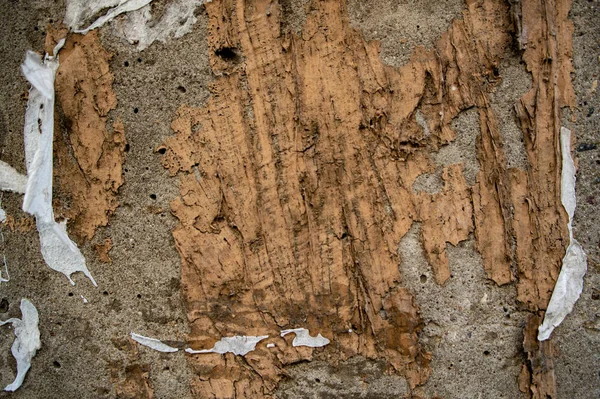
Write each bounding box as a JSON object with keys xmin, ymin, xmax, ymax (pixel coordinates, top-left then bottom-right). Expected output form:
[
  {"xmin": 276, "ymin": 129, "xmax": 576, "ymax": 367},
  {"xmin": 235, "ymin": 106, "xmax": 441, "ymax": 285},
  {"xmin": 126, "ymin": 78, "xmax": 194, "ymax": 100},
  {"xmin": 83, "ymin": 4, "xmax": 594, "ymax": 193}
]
[
  {"xmin": 114, "ymin": 0, "xmax": 210, "ymax": 50},
  {"xmin": 280, "ymin": 328, "xmax": 330, "ymax": 348},
  {"xmin": 538, "ymin": 127, "xmax": 588, "ymax": 341},
  {"xmin": 185, "ymin": 335, "xmax": 268, "ymax": 356},
  {"xmin": 0, "ymin": 299, "xmax": 41, "ymax": 392},
  {"xmin": 21, "ymin": 48, "xmax": 96, "ymax": 286},
  {"xmin": 131, "ymin": 332, "xmax": 179, "ymax": 353},
  {"xmin": 0, "ymin": 161, "xmax": 27, "ymax": 194},
  {"xmin": 66, "ymin": 0, "xmax": 153, "ymax": 34}
]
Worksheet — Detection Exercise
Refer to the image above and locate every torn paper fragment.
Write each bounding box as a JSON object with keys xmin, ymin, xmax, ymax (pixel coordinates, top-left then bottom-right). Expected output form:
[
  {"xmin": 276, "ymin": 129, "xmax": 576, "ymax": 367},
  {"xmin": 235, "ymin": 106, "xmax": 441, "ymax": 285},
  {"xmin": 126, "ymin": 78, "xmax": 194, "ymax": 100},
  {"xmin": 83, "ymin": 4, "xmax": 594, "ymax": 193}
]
[
  {"xmin": 21, "ymin": 49, "xmax": 96, "ymax": 286},
  {"xmin": 80, "ymin": 295, "xmax": 88, "ymax": 304},
  {"xmin": 37, "ymin": 221, "xmax": 96, "ymax": 286},
  {"xmin": 131, "ymin": 333, "xmax": 179, "ymax": 353},
  {"xmin": 0, "ymin": 299, "xmax": 41, "ymax": 392},
  {"xmin": 266, "ymin": 343, "xmax": 275, "ymax": 348},
  {"xmin": 185, "ymin": 335, "xmax": 268, "ymax": 356},
  {"xmin": 538, "ymin": 127, "xmax": 588, "ymax": 341},
  {"xmin": 114, "ymin": 0, "xmax": 210, "ymax": 50},
  {"xmin": 0, "ymin": 161, "xmax": 27, "ymax": 194},
  {"xmin": 76, "ymin": 0, "xmax": 153, "ymax": 34},
  {"xmin": 0, "ymin": 208, "xmax": 5, "ymax": 223},
  {"xmin": 280, "ymin": 328, "xmax": 330, "ymax": 348}
]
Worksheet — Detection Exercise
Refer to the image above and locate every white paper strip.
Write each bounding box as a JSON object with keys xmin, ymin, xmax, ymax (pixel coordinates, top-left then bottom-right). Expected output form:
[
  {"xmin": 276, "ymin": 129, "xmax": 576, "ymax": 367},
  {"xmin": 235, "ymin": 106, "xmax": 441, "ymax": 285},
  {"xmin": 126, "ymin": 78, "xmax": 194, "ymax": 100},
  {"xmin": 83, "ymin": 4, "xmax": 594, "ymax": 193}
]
[
  {"xmin": 131, "ymin": 332, "xmax": 179, "ymax": 353},
  {"xmin": 21, "ymin": 47, "xmax": 96, "ymax": 286},
  {"xmin": 0, "ymin": 299, "xmax": 41, "ymax": 392},
  {"xmin": 185, "ymin": 335, "xmax": 268, "ymax": 356},
  {"xmin": 538, "ymin": 127, "xmax": 588, "ymax": 341},
  {"xmin": 0, "ymin": 161, "xmax": 27, "ymax": 194},
  {"xmin": 280, "ymin": 328, "xmax": 330, "ymax": 348}
]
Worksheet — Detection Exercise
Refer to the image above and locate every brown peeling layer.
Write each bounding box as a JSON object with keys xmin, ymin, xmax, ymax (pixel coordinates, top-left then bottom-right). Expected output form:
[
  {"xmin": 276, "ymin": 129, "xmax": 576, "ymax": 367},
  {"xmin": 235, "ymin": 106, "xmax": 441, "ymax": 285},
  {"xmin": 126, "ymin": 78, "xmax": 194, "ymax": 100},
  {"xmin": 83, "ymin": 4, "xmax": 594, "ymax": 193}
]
[
  {"xmin": 94, "ymin": 238, "xmax": 113, "ymax": 263},
  {"xmin": 416, "ymin": 165, "xmax": 473, "ymax": 284},
  {"xmin": 109, "ymin": 338, "xmax": 154, "ymax": 399},
  {"xmin": 513, "ymin": 0, "xmax": 573, "ymax": 311},
  {"xmin": 52, "ymin": 31, "xmax": 126, "ymax": 242},
  {"xmin": 519, "ymin": 314, "xmax": 557, "ymax": 399},
  {"xmin": 159, "ymin": 0, "xmax": 574, "ymax": 396}
]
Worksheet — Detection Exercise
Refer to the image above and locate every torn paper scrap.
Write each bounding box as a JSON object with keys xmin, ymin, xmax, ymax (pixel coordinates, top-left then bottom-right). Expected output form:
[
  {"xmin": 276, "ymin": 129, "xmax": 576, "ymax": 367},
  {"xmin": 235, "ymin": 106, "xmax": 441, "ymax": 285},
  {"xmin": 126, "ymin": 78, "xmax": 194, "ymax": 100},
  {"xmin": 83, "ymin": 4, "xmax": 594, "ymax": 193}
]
[
  {"xmin": 0, "ymin": 161, "xmax": 27, "ymax": 194},
  {"xmin": 131, "ymin": 333, "xmax": 179, "ymax": 353},
  {"xmin": 538, "ymin": 127, "xmax": 588, "ymax": 341},
  {"xmin": 185, "ymin": 335, "xmax": 268, "ymax": 356},
  {"xmin": 67, "ymin": 0, "xmax": 153, "ymax": 34},
  {"xmin": 0, "ymin": 208, "xmax": 5, "ymax": 223},
  {"xmin": 280, "ymin": 328, "xmax": 330, "ymax": 348},
  {"xmin": 37, "ymin": 220, "xmax": 96, "ymax": 286},
  {"xmin": 21, "ymin": 49, "xmax": 96, "ymax": 286},
  {"xmin": 0, "ymin": 299, "xmax": 41, "ymax": 392},
  {"xmin": 114, "ymin": 0, "xmax": 210, "ymax": 50}
]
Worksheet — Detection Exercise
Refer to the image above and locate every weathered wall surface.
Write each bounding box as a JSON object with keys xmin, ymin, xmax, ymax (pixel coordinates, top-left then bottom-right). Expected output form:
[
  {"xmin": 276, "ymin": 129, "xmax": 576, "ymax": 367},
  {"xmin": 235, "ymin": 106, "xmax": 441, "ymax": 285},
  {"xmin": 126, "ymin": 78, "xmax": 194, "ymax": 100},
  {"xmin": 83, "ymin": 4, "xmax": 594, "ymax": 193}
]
[{"xmin": 0, "ymin": 0, "xmax": 598, "ymax": 398}]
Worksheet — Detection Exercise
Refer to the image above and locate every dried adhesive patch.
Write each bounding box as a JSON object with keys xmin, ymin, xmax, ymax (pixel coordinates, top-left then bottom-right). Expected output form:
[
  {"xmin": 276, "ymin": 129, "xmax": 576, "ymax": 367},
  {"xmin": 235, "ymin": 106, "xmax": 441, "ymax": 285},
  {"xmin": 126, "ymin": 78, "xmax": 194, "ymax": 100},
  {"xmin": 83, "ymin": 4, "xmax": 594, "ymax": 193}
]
[
  {"xmin": 114, "ymin": 0, "xmax": 212, "ymax": 50},
  {"xmin": 159, "ymin": 0, "xmax": 577, "ymax": 396},
  {"xmin": 51, "ymin": 30, "xmax": 126, "ymax": 243},
  {"xmin": 0, "ymin": 299, "xmax": 41, "ymax": 392},
  {"xmin": 65, "ymin": 0, "xmax": 153, "ymax": 33}
]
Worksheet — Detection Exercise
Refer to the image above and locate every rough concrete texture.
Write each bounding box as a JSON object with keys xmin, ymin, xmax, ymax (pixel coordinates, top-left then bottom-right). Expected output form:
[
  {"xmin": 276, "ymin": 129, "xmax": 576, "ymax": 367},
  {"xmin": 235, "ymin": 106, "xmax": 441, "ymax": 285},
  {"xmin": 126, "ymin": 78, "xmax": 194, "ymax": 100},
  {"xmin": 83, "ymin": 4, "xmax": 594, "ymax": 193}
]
[
  {"xmin": 0, "ymin": 0, "xmax": 597, "ymax": 398},
  {"xmin": 554, "ymin": 0, "xmax": 600, "ymax": 397}
]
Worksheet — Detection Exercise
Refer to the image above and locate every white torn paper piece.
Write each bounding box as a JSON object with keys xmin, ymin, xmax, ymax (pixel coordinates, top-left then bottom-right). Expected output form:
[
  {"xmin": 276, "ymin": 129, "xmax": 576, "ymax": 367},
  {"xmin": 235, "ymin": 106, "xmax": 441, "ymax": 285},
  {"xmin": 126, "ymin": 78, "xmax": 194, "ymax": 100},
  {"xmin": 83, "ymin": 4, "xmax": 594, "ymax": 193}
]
[
  {"xmin": 0, "ymin": 161, "xmax": 27, "ymax": 194},
  {"xmin": 114, "ymin": 0, "xmax": 210, "ymax": 50},
  {"xmin": 66, "ymin": 0, "xmax": 153, "ymax": 34},
  {"xmin": 266, "ymin": 343, "xmax": 275, "ymax": 348},
  {"xmin": 185, "ymin": 335, "xmax": 268, "ymax": 356},
  {"xmin": 131, "ymin": 332, "xmax": 179, "ymax": 353},
  {"xmin": 0, "ymin": 299, "xmax": 41, "ymax": 392},
  {"xmin": 280, "ymin": 328, "xmax": 330, "ymax": 348},
  {"xmin": 0, "ymin": 208, "xmax": 5, "ymax": 223},
  {"xmin": 21, "ymin": 48, "xmax": 96, "ymax": 286},
  {"xmin": 538, "ymin": 127, "xmax": 588, "ymax": 341}
]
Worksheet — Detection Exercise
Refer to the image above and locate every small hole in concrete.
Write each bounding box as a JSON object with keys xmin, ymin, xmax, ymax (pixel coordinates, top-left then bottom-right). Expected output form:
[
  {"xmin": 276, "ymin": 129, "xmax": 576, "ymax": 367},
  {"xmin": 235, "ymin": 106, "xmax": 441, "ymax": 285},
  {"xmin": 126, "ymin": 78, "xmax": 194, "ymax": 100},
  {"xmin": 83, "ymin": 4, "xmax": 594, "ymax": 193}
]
[
  {"xmin": 150, "ymin": 194, "xmax": 157, "ymax": 200},
  {"xmin": 124, "ymin": 61, "xmax": 129, "ymax": 67},
  {"xmin": 68, "ymin": 292, "xmax": 73, "ymax": 297},
  {"xmin": 133, "ymin": 108, "xmax": 139, "ymax": 114},
  {"xmin": 483, "ymin": 350, "xmax": 490, "ymax": 356},
  {"xmin": 315, "ymin": 378, "xmax": 321, "ymax": 383},
  {"xmin": 137, "ymin": 294, "xmax": 142, "ymax": 299},
  {"xmin": 124, "ymin": 144, "xmax": 130, "ymax": 152},
  {"xmin": 0, "ymin": 298, "xmax": 8, "ymax": 313},
  {"xmin": 137, "ymin": 58, "xmax": 142, "ymax": 63},
  {"xmin": 53, "ymin": 360, "xmax": 61, "ymax": 368},
  {"xmin": 157, "ymin": 147, "xmax": 167, "ymax": 154},
  {"xmin": 103, "ymin": 291, "xmax": 109, "ymax": 296},
  {"xmin": 420, "ymin": 274, "xmax": 427, "ymax": 283},
  {"xmin": 177, "ymin": 86, "xmax": 187, "ymax": 93}
]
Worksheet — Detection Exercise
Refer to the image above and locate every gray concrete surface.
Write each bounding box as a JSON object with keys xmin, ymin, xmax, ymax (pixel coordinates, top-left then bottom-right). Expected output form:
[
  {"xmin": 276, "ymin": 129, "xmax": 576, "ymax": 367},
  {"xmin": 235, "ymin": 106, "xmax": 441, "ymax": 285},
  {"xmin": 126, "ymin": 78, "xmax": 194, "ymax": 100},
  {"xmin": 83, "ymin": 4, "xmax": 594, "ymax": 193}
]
[{"xmin": 0, "ymin": 0, "xmax": 597, "ymax": 398}]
